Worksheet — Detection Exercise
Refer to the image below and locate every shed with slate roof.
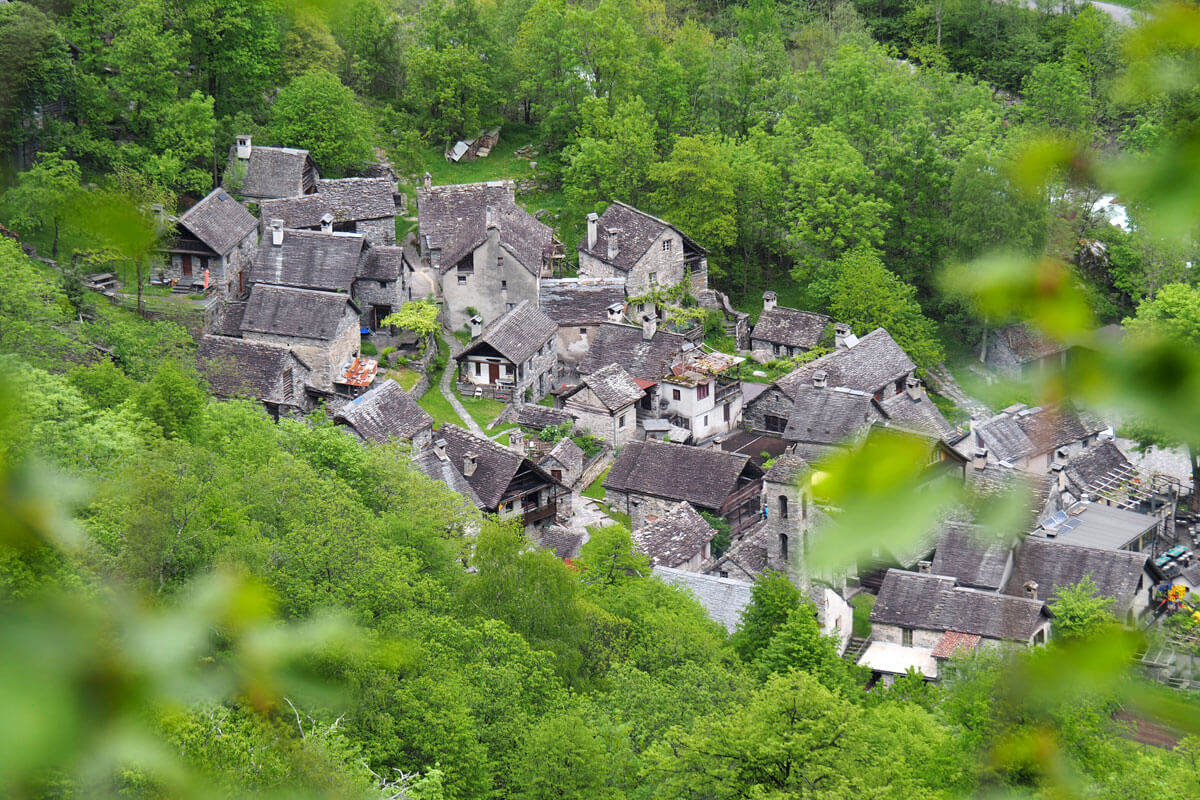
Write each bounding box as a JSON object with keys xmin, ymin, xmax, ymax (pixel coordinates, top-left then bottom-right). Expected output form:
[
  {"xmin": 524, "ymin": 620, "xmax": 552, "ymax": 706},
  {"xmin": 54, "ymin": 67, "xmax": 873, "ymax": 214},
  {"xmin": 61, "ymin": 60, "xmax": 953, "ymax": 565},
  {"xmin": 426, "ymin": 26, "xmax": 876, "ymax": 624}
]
[
  {"xmin": 871, "ymin": 569, "xmax": 1051, "ymax": 649},
  {"xmin": 539, "ymin": 277, "xmax": 627, "ymax": 365},
  {"xmin": 454, "ymin": 301, "xmax": 558, "ymax": 401},
  {"xmin": 512, "ymin": 403, "xmax": 576, "ymax": 430},
  {"xmin": 751, "ymin": 292, "xmax": 830, "ymax": 357},
  {"xmin": 226, "ymin": 137, "xmax": 319, "ymax": 202},
  {"xmin": 578, "ymin": 201, "xmax": 709, "ymax": 294},
  {"xmin": 539, "ymin": 436, "xmax": 585, "ymax": 488},
  {"xmin": 240, "ymin": 284, "xmax": 362, "ymax": 388},
  {"xmin": 431, "ymin": 424, "xmax": 569, "ymax": 530},
  {"xmin": 561, "ymin": 363, "xmax": 645, "ymax": 448},
  {"xmin": 653, "ymin": 567, "xmax": 753, "ymax": 633},
  {"xmin": 1005, "ymin": 537, "xmax": 1150, "ymax": 620},
  {"xmin": 633, "ymin": 502, "xmax": 717, "ymax": 571},
  {"xmin": 163, "ymin": 188, "xmax": 259, "ymax": 299},
  {"xmin": 260, "ymin": 177, "xmax": 396, "ymax": 245},
  {"xmin": 416, "ymin": 179, "xmax": 559, "ymax": 330},
  {"xmin": 197, "ymin": 335, "xmax": 312, "ymax": 419},
  {"xmin": 604, "ymin": 440, "xmax": 764, "ymax": 535},
  {"xmin": 333, "ymin": 379, "xmax": 433, "ymax": 449},
  {"xmin": 251, "ymin": 227, "xmax": 364, "ymax": 293}
]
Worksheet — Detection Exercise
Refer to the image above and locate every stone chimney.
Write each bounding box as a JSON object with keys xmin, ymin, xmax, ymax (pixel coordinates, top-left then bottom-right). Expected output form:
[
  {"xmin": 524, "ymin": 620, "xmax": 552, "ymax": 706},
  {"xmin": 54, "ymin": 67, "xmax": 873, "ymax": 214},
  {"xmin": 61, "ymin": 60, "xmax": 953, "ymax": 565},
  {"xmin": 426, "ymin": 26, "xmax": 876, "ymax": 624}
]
[
  {"xmin": 834, "ymin": 323, "xmax": 852, "ymax": 350},
  {"xmin": 270, "ymin": 219, "xmax": 284, "ymax": 246},
  {"xmin": 433, "ymin": 439, "xmax": 447, "ymax": 461},
  {"xmin": 606, "ymin": 302, "xmax": 625, "ymax": 323},
  {"xmin": 150, "ymin": 203, "xmax": 165, "ymax": 224},
  {"xmin": 607, "ymin": 228, "xmax": 620, "ymax": 260},
  {"xmin": 763, "ymin": 290, "xmax": 777, "ymax": 312},
  {"xmin": 905, "ymin": 376, "xmax": 923, "ymax": 401},
  {"xmin": 509, "ymin": 428, "xmax": 525, "ymax": 453},
  {"xmin": 973, "ymin": 447, "xmax": 988, "ymax": 471},
  {"xmin": 1053, "ymin": 447, "xmax": 1069, "ymax": 467},
  {"xmin": 1023, "ymin": 580, "xmax": 1039, "ymax": 599},
  {"xmin": 423, "ymin": 171, "xmax": 432, "ymax": 191},
  {"xmin": 812, "ymin": 369, "xmax": 828, "ymax": 389},
  {"xmin": 1051, "ymin": 462, "xmax": 1066, "ymax": 493},
  {"xmin": 587, "ymin": 212, "xmax": 599, "ymax": 251},
  {"xmin": 320, "ymin": 212, "xmax": 334, "ymax": 234},
  {"xmin": 485, "ymin": 205, "xmax": 498, "ymax": 231},
  {"xmin": 641, "ymin": 311, "xmax": 657, "ymax": 341},
  {"xmin": 463, "ymin": 452, "xmax": 478, "ymax": 478},
  {"xmin": 236, "ymin": 134, "xmax": 252, "ymax": 160},
  {"xmin": 469, "ymin": 314, "xmax": 484, "ymax": 339},
  {"xmin": 918, "ymin": 560, "xmax": 931, "ymax": 574}
]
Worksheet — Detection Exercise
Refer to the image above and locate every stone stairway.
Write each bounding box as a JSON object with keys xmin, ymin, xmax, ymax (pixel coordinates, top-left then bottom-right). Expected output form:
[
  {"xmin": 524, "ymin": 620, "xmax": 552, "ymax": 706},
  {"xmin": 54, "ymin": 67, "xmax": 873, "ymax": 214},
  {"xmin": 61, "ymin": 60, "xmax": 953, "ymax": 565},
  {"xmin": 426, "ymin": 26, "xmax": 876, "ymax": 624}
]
[{"xmin": 843, "ymin": 636, "xmax": 869, "ymax": 663}]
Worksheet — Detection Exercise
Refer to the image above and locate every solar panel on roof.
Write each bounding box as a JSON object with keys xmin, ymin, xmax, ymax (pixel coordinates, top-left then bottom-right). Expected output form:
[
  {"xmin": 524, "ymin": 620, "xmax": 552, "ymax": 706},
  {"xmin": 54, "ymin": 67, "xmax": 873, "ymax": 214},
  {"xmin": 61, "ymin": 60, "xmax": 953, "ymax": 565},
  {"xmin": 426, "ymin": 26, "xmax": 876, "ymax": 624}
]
[
  {"xmin": 1044, "ymin": 511, "xmax": 1068, "ymax": 530},
  {"xmin": 1060, "ymin": 519, "xmax": 1082, "ymax": 533},
  {"xmin": 218, "ymin": 191, "xmax": 229, "ymax": 201}
]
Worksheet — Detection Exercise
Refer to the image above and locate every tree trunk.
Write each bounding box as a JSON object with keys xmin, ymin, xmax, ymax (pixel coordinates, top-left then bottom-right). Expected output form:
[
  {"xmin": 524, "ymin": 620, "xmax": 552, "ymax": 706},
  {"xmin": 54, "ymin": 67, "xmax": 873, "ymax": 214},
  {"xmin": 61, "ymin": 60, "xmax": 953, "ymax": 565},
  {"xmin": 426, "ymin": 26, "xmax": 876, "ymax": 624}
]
[
  {"xmin": 136, "ymin": 259, "xmax": 144, "ymax": 318},
  {"xmin": 1190, "ymin": 443, "xmax": 1199, "ymax": 514},
  {"xmin": 51, "ymin": 219, "xmax": 59, "ymax": 260}
]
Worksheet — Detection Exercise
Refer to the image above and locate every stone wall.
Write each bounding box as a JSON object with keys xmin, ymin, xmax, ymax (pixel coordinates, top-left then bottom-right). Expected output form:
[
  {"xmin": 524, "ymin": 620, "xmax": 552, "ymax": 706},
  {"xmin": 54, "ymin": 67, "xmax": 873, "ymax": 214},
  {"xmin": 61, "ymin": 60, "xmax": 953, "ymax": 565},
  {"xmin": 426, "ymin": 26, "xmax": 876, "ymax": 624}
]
[
  {"xmin": 243, "ymin": 307, "xmax": 359, "ymax": 388},
  {"xmin": 357, "ymin": 216, "xmax": 395, "ymax": 246},
  {"xmin": 743, "ymin": 386, "xmax": 793, "ymax": 433},
  {"xmin": 440, "ymin": 227, "xmax": 540, "ymax": 332},
  {"xmin": 353, "ymin": 278, "xmax": 406, "ymax": 324},
  {"xmin": 564, "ymin": 387, "xmax": 636, "ymax": 448}
]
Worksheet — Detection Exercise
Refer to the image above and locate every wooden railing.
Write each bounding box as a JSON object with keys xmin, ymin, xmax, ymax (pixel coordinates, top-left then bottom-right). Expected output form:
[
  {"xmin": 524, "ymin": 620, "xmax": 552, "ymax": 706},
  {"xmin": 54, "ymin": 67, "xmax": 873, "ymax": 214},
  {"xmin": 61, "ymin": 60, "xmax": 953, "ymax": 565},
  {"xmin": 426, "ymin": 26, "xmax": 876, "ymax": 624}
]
[{"xmin": 523, "ymin": 501, "xmax": 557, "ymax": 525}]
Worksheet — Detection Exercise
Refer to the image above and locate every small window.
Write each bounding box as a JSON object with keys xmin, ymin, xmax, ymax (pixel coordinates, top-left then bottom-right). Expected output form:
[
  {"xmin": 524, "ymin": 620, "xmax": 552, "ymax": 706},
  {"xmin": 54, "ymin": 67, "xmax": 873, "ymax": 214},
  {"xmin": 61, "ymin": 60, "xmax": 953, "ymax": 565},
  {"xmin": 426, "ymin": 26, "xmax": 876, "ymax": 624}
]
[
  {"xmin": 552, "ymin": 469, "xmax": 562, "ymax": 480},
  {"xmin": 579, "ymin": 327, "xmax": 587, "ymax": 334},
  {"xmin": 672, "ymin": 388, "xmax": 681, "ymax": 401},
  {"xmin": 662, "ymin": 240, "xmax": 672, "ymax": 251},
  {"xmin": 779, "ymin": 533, "xmax": 788, "ymax": 561},
  {"xmin": 457, "ymin": 274, "xmax": 467, "ymax": 285},
  {"xmin": 696, "ymin": 383, "xmax": 710, "ymax": 401},
  {"xmin": 719, "ymin": 570, "xmax": 729, "ymax": 578},
  {"xmin": 619, "ymin": 414, "xmax": 627, "ymax": 428},
  {"xmin": 765, "ymin": 414, "xmax": 787, "ymax": 434},
  {"xmin": 779, "ymin": 495, "xmax": 788, "ymax": 519},
  {"xmin": 506, "ymin": 302, "xmax": 516, "ymax": 311},
  {"xmin": 648, "ymin": 272, "xmax": 657, "ymax": 285},
  {"xmin": 379, "ymin": 280, "xmax": 388, "ymax": 288},
  {"xmin": 501, "ymin": 280, "xmax": 507, "ymax": 289},
  {"xmin": 702, "ymin": 415, "xmax": 707, "ymax": 427},
  {"xmin": 902, "ymin": 628, "xmax": 913, "ymax": 647},
  {"xmin": 475, "ymin": 362, "xmax": 482, "ymax": 376}
]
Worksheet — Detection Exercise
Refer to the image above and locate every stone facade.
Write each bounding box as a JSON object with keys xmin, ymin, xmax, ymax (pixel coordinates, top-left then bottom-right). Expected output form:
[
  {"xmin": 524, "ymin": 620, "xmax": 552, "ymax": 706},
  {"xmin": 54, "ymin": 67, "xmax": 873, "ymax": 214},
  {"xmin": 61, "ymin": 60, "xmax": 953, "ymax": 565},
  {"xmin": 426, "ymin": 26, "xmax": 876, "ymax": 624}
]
[
  {"xmin": 605, "ymin": 488, "xmax": 684, "ymax": 531},
  {"xmin": 563, "ymin": 385, "xmax": 638, "ymax": 449},
  {"xmin": 743, "ymin": 385, "xmax": 794, "ymax": 434},
  {"xmin": 354, "ymin": 216, "xmax": 395, "ymax": 247},
  {"xmin": 661, "ymin": 378, "xmax": 743, "ymax": 444},
  {"xmin": 459, "ymin": 337, "xmax": 557, "ymax": 401},
  {"xmin": 353, "ymin": 277, "xmax": 407, "ymax": 329},
  {"xmin": 243, "ymin": 306, "xmax": 360, "ymax": 389},
  {"xmin": 441, "ymin": 225, "xmax": 540, "ymax": 332},
  {"xmin": 164, "ymin": 228, "xmax": 258, "ymax": 299}
]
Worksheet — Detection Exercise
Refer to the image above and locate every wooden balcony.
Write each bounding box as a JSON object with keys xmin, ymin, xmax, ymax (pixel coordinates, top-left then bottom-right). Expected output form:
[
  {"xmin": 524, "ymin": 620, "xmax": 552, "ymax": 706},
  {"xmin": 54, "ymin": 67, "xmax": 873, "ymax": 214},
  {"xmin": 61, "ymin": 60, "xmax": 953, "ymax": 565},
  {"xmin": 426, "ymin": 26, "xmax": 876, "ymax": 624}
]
[{"xmin": 523, "ymin": 501, "xmax": 558, "ymax": 525}]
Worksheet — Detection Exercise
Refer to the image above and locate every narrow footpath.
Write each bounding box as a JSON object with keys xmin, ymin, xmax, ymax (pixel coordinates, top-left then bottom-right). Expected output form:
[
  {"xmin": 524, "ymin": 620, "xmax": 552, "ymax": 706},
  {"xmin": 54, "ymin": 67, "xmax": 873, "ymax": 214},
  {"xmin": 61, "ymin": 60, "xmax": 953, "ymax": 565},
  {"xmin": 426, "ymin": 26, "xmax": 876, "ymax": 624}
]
[{"xmin": 437, "ymin": 332, "xmax": 486, "ymax": 437}]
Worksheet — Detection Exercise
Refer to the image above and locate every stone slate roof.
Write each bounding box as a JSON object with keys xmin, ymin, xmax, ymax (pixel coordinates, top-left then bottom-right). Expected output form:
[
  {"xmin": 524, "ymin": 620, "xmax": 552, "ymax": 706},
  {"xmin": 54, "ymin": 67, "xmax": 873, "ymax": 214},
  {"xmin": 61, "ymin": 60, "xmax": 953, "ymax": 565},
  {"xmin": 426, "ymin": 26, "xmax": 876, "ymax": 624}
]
[
  {"xmin": 653, "ymin": 566, "xmax": 753, "ymax": 633},
  {"xmin": 439, "ymin": 423, "xmax": 562, "ymax": 510},
  {"xmin": 633, "ymin": 502, "xmax": 716, "ymax": 568},
  {"xmin": 233, "ymin": 146, "xmax": 314, "ymax": 199},
  {"xmin": 604, "ymin": 440, "xmax": 763, "ymax": 510},
  {"xmin": 973, "ymin": 413, "xmax": 1036, "ymax": 463},
  {"xmin": 1014, "ymin": 404, "xmax": 1098, "ymax": 454},
  {"xmin": 178, "ymin": 189, "xmax": 258, "ymax": 256},
  {"xmin": 880, "ymin": 390, "xmax": 957, "ymax": 441},
  {"xmin": 752, "ymin": 307, "xmax": 830, "ymax": 350},
  {"xmin": 417, "ymin": 180, "xmax": 553, "ymax": 275},
  {"xmin": 575, "ymin": 363, "xmax": 643, "ymax": 411},
  {"xmin": 513, "ymin": 404, "xmax": 575, "ymax": 429},
  {"xmin": 357, "ymin": 246, "xmax": 406, "ymax": 282},
  {"xmin": 251, "ymin": 229, "xmax": 364, "ymax": 292},
  {"xmin": 708, "ymin": 519, "xmax": 772, "ymax": 580},
  {"xmin": 539, "ymin": 278, "xmax": 626, "ymax": 325},
  {"xmin": 412, "ymin": 443, "xmax": 484, "ymax": 509},
  {"xmin": 775, "ymin": 328, "xmax": 915, "ymax": 398},
  {"xmin": 458, "ymin": 301, "xmax": 557, "ymax": 365},
  {"xmin": 212, "ymin": 302, "xmax": 247, "ymax": 338},
  {"xmin": 930, "ymin": 523, "xmax": 1012, "ymax": 591},
  {"xmin": 534, "ymin": 526, "xmax": 585, "ymax": 560},
  {"xmin": 996, "ymin": 322, "xmax": 1068, "ymax": 363},
  {"xmin": 577, "ymin": 201, "xmax": 706, "ymax": 272},
  {"xmin": 332, "ymin": 379, "xmax": 432, "ymax": 444},
  {"xmin": 578, "ymin": 322, "xmax": 690, "ymax": 382},
  {"xmin": 764, "ymin": 453, "xmax": 809, "ymax": 485},
  {"xmin": 872, "ymin": 569, "xmax": 1049, "ymax": 642},
  {"xmin": 783, "ymin": 386, "xmax": 878, "ymax": 445},
  {"xmin": 241, "ymin": 285, "xmax": 356, "ymax": 341},
  {"xmin": 1005, "ymin": 537, "xmax": 1148, "ymax": 615},
  {"xmin": 260, "ymin": 177, "xmax": 395, "ymax": 228},
  {"xmin": 197, "ymin": 335, "xmax": 304, "ymax": 402},
  {"xmin": 1065, "ymin": 442, "xmax": 1131, "ymax": 491},
  {"xmin": 541, "ymin": 436, "xmax": 584, "ymax": 476}
]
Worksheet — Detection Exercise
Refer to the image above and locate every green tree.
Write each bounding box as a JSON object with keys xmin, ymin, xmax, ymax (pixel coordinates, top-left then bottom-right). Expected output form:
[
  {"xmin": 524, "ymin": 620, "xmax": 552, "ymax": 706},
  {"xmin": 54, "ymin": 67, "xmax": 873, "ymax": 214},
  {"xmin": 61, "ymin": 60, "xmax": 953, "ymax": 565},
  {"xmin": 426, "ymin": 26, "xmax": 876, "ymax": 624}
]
[
  {"xmin": 270, "ymin": 70, "xmax": 373, "ymax": 177},
  {"xmin": 1050, "ymin": 575, "xmax": 1119, "ymax": 643},
  {"xmin": 756, "ymin": 605, "xmax": 858, "ymax": 694},
  {"xmin": 135, "ymin": 361, "xmax": 207, "ymax": 441},
  {"xmin": 563, "ymin": 96, "xmax": 659, "ymax": 216},
  {"xmin": 648, "ymin": 135, "xmax": 738, "ymax": 259},
  {"xmin": 0, "ymin": 1, "xmax": 72, "ymax": 151},
  {"xmin": 1021, "ymin": 61, "xmax": 1095, "ymax": 136},
  {"xmin": 729, "ymin": 570, "xmax": 803, "ymax": 662},
  {"xmin": 575, "ymin": 525, "xmax": 649, "ymax": 588},
  {"xmin": 0, "ymin": 149, "xmax": 81, "ymax": 259},
  {"xmin": 382, "ymin": 300, "xmax": 441, "ymax": 351},
  {"xmin": 824, "ymin": 247, "xmax": 946, "ymax": 370},
  {"xmin": 513, "ymin": 712, "xmax": 617, "ymax": 800},
  {"xmin": 178, "ymin": 0, "xmax": 282, "ymax": 118}
]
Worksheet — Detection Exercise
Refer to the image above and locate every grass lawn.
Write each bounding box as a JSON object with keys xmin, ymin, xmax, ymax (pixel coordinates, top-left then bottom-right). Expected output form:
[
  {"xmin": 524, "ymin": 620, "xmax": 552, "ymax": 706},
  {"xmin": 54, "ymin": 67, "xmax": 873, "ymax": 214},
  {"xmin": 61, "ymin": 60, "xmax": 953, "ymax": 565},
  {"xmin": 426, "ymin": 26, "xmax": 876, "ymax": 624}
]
[
  {"xmin": 460, "ymin": 394, "xmax": 506, "ymax": 428},
  {"xmin": 416, "ymin": 337, "xmax": 468, "ymax": 430},
  {"xmin": 948, "ymin": 362, "xmax": 1036, "ymax": 411},
  {"xmin": 388, "ymin": 367, "xmax": 422, "ymax": 391},
  {"xmin": 851, "ymin": 593, "xmax": 875, "ymax": 639},
  {"xmin": 582, "ymin": 466, "xmax": 610, "ymax": 501}
]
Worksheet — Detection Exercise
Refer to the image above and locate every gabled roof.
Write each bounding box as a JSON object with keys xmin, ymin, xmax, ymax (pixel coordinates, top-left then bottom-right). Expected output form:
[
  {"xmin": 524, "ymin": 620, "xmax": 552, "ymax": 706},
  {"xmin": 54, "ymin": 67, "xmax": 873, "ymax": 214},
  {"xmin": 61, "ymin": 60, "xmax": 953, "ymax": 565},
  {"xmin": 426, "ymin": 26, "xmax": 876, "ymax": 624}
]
[
  {"xmin": 233, "ymin": 145, "xmax": 315, "ymax": 199},
  {"xmin": 1014, "ymin": 404, "xmax": 1099, "ymax": 454},
  {"xmin": 241, "ymin": 285, "xmax": 357, "ymax": 341},
  {"xmin": 568, "ymin": 363, "xmax": 643, "ymax": 412},
  {"xmin": 752, "ymin": 307, "xmax": 830, "ymax": 350},
  {"xmin": 782, "ymin": 386, "xmax": 878, "ymax": 445},
  {"xmin": 604, "ymin": 440, "xmax": 763, "ymax": 510},
  {"xmin": 541, "ymin": 436, "xmax": 584, "ymax": 476},
  {"xmin": 512, "ymin": 403, "xmax": 575, "ymax": 429},
  {"xmin": 578, "ymin": 322, "xmax": 690, "ymax": 382},
  {"xmin": 412, "ymin": 443, "xmax": 484, "ymax": 509},
  {"xmin": 197, "ymin": 335, "xmax": 308, "ymax": 402},
  {"xmin": 577, "ymin": 201, "xmax": 706, "ymax": 272},
  {"xmin": 775, "ymin": 328, "xmax": 915, "ymax": 398},
  {"xmin": 974, "ymin": 413, "xmax": 1036, "ymax": 463},
  {"xmin": 417, "ymin": 180, "xmax": 554, "ymax": 275},
  {"xmin": 1064, "ymin": 442, "xmax": 1131, "ymax": 491},
  {"xmin": 1005, "ymin": 537, "xmax": 1148, "ymax": 616},
  {"xmin": 439, "ymin": 423, "xmax": 563, "ymax": 510},
  {"xmin": 212, "ymin": 301, "xmax": 247, "ymax": 338},
  {"xmin": 653, "ymin": 566, "xmax": 753, "ymax": 633},
  {"xmin": 333, "ymin": 380, "xmax": 433, "ymax": 444},
  {"xmin": 931, "ymin": 631, "xmax": 981, "ymax": 659},
  {"xmin": 533, "ymin": 526, "xmax": 585, "ymax": 560},
  {"xmin": 177, "ymin": 189, "xmax": 258, "ymax": 256},
  {"xmin": 259, "ymin": 177, "xmax": 395, "ymax": 228},
  {"xmin": 996, "ymin": 322, "xmax": 1068, "ymax": 363},
  {"xmin": 764, "ymin": 453, "xmax": 809, "ymax": 485},
  {"xmin": 930, "ymin": 523, "xmax": 1012, "ymax": 591},
  {"xmin": 880, "ymin": 389, "xmax": 957, "ymax": 441},
  {"xmin": 251, "ymin": 229, "xmax": 364, "ymax": 292},
  {"xmin": 456, "ymin": 301, "xmax": 557, "ymax": 365},
  {"xmin": 872, "ymin": 569, "xmax": 1049, "ymax": 642},
  {"xmin": 356, "ymin": 245, "xmax": 407, "ymax": 282},
  {"xmin": 539, "ymin": 278, "xmax": 627, "ymax": 326},
  {"xmin": 633, "ymin": 502, "xmax": 716, "ymax": 568}
]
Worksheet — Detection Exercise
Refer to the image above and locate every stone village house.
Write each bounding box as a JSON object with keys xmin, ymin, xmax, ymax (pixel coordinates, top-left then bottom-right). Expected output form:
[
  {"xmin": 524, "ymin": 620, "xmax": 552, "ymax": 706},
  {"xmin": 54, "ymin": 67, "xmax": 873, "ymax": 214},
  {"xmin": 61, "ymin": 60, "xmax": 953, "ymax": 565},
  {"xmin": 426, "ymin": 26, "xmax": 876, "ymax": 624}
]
[
  {"xmin": 633, "ymin": 502, "xmax": 717, "ymax": 572},
  {"xmin": 259, "ymin": 177, "xmax": 398, "ymax": 246},
  {"xmin": 225, "ymin": 135, "xmax": 319, "ymax": 203},
  {"xmin": 239, "ymin": 284, "xmax": 362, "ymax": 390},
  {"xmin": 750, "ymin": 291, "xmax": 830, "ymax": 359},
  {"xmin": 538, "ymin": 278, "xmax": 626, "ymax": 373},
  {"xmin": 196, "ymin": 335, "xmax": 312, "ymax": 419},
  {"xmin": 332, "ymin": 379, "xmax": 433, "ymax": 450},
  {"xmin": 454, "ymin": 300, "xmax": 558, "ymax": 401},
  {"xmin": 416, "ymin": 177, "xmax": 559, "ymax": 332},
  {"xmin": 561, "ymin": 363, "xmax": 645, "ymax": 450},
  {"xmin": 162, "ymin": 188, "xmax": 259, "ymax": 298},
  {"xmin": 578, "ymin": 202, "xmax": 708, "ymax": 296}
]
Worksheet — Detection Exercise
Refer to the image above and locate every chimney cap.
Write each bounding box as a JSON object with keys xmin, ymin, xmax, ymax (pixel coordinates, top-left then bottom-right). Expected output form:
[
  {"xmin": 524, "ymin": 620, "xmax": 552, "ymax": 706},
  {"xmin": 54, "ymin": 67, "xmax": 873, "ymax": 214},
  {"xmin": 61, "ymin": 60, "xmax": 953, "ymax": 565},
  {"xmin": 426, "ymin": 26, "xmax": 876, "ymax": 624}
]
[
  {"xmin": 320, "ymin": 212, "xmax": 334, "ymax": 224},
  {"xmin": 269, "ymin": 218, "xmax": 284, "ymax": 229}
]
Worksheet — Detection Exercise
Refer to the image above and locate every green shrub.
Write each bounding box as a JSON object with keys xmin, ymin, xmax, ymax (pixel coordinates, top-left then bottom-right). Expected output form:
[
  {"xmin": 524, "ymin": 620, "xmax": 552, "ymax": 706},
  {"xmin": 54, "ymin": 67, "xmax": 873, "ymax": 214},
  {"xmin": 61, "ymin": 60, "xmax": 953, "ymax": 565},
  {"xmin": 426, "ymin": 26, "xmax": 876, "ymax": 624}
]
[{"xmin": 360, "ymin": 340, "xmax": 379, "ymax": 356}]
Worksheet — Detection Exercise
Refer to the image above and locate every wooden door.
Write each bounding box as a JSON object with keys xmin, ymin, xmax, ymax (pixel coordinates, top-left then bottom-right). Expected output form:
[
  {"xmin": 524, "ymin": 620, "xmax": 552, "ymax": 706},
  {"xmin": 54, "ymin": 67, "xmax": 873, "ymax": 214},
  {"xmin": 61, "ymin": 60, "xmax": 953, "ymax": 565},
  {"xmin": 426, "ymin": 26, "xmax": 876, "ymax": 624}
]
[
  {"xmin": 181, "ymin": 254, "xmax": 192, "ymax": 278},
  {"xmin": 488, "ymin": 362, "xmax": 500, "ymax": 383}
]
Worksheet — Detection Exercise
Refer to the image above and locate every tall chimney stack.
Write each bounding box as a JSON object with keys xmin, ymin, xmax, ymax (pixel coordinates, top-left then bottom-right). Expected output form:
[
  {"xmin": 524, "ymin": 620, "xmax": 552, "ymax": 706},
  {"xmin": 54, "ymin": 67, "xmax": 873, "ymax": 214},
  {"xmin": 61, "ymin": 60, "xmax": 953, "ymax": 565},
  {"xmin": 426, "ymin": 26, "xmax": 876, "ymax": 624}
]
[
  {"xmin": 812, "ymin": 369, "xmax": 828, "ymax": 389},
  {"xmin": 270, "ymin": 219, "xmax": 284, "ymax": 246},
  {"xmin": 834, "ymin": 323, "xmax": 852, "ymax": 350},
  {"xmin": 508, "ymin": 428, "xmax": 525, "ymax": 453},
  {"xmin": 423, "ymin": 171, "xmax": 432, "ymax": 191},
  {"xmin": 973, "ymin": 447, "xmax": 988, "ymax": 471},
  {"xmin": 485, "ymin": 205, "xmax": 498, "ymax": 231},
  {"xmin": 236, "ymin": 134, "xmax": 252, "ymax": 160},
  {"xmin": 606, "ymin": 302, "xmax": 625, "ymax": 323},
  {"xmin": 641, "ymin": 311, "xmax": 657, "ymax": 341},
  {"xmin": 469, "ymin": 314, "xmax": 484, "ymax": 339},
  {"xmin": 587, "ymin": 212, "xmax": 599, "ymax": 251},
  {"xmin": 763, "ymin": 290, "xmax": 777, "ymax": 312},
  {"xmin": 905, "ymin": 376, "xmax": 923, "ymax": 401},
  {"xmin": 433, "ymin": 439, "xmax": 447, "ymax": 461},
  {"xmin": 607, "ymin": 228, "xmax": 620, "ymax": 260},
  {"xmin": 1023, "ymin": 580, "xmax": 1039, "ymax": 599}
]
